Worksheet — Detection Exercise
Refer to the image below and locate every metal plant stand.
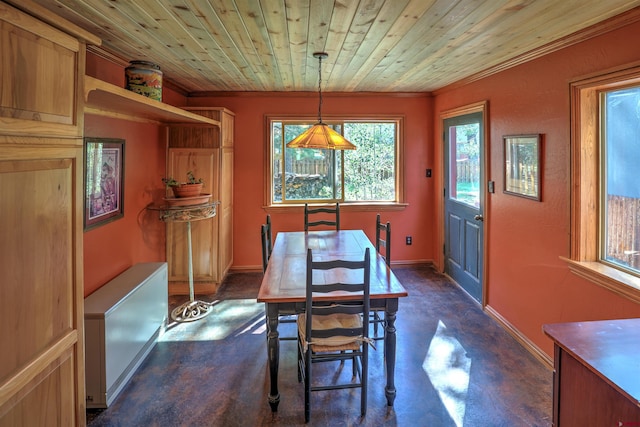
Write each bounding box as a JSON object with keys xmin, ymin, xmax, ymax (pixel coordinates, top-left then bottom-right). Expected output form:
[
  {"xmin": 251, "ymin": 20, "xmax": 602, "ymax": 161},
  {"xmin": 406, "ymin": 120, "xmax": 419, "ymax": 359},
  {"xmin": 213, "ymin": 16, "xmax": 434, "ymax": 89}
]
[{"xmin": 150, "ymin": 201, "xmax": 219, "ymax": 322}]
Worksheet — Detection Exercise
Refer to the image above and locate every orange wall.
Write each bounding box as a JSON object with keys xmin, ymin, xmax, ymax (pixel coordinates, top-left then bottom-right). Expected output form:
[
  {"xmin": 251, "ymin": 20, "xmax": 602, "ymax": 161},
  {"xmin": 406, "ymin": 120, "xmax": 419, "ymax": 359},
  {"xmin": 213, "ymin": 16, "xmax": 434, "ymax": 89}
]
[
  {"xmin": 82, "ymin": 116, "xmax": 167, "ymax": 296},
  {"xmin": 186, "ymin": 93, "xmax": 435, "ymax": 268},
  {"xmin": 433, "ymin": 21, "xmax": 640, "ymax": 355},
  {"xmin": 83, "ymin": 54, "xmax": 187, "ymax": 296}
]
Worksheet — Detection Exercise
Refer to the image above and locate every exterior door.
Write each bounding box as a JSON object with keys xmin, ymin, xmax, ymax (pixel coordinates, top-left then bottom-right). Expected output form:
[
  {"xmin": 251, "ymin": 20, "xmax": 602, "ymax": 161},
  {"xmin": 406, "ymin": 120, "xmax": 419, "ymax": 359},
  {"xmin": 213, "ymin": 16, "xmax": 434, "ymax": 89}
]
[{"xmin": 444, "ymin": 112, "xmax": 484, "ymax": 302}]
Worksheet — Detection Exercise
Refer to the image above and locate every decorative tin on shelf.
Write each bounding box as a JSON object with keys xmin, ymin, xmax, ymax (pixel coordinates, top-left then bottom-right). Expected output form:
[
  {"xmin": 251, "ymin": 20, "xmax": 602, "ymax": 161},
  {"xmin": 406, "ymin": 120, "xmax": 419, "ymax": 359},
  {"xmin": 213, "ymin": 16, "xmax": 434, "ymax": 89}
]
[{"xmin": 125, "ymin": 60, "xmax": 162, "ymax": 101}]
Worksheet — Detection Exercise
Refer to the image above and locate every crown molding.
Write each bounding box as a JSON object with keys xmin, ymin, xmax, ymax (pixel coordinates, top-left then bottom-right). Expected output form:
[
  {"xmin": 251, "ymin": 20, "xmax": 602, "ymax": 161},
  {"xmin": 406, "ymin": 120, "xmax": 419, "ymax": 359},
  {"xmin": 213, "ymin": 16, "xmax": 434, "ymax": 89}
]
[
  {"xmin": 188, "ymin": 91, "xmax": 432, "ymax": 98},
  {"xmin": 87, "ymin": 45, "xmax": 128, "ymax": 66},
  {"xmin": 435, "ymin": 6, "xmax": 640, "ymax": 95}
]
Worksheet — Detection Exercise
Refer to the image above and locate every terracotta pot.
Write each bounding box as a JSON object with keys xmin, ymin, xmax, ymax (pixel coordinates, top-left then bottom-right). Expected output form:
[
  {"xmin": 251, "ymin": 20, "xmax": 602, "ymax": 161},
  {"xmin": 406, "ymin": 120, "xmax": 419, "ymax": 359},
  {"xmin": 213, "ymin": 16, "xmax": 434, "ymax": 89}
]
[{"xmin": 172, "ymin": 183, "xmax": 203, "ymax": 198}]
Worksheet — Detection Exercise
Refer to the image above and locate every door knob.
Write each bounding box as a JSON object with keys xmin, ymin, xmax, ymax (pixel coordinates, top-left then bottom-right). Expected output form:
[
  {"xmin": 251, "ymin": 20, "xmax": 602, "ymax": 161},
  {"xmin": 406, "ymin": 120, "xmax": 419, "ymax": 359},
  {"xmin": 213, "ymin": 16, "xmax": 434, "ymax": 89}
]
[{"xmin": 474, "ymin": 214, "xmax": 484, "ymax": 221}]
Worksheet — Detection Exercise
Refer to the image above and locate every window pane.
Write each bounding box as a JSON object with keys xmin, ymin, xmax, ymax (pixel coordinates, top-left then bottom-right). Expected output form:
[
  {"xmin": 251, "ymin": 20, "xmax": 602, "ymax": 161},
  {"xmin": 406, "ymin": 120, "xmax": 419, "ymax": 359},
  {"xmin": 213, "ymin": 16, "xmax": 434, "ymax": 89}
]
[
  {"xmin": 276, "ymin": 123, "xmax": 341, "ymax": 202},
  {"xmin": 343, "ymin": 122, "xmax": 396, "ymax": 201},
  {"xmin": 449, "ymin": 124, "xmax": 480, "ymax": 208},
  {"xmin": 602, "ymin": 88, "xmax": 640, "ymax": 275},
  {"xmin": 271, "ymin": 121, "xmax": 283, "ymax": 202},
  {"xmin": 285, "ymin": 147, "xmax": 336, "ymax": 201}
]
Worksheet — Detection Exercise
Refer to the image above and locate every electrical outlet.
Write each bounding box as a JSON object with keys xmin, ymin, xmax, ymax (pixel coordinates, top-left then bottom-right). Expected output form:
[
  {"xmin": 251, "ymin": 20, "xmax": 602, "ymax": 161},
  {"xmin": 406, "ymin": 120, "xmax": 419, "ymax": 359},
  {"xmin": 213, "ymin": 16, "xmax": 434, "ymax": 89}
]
[{"xmin": 406, "ymin": 236, "xmax": 412, "ymax": 245}]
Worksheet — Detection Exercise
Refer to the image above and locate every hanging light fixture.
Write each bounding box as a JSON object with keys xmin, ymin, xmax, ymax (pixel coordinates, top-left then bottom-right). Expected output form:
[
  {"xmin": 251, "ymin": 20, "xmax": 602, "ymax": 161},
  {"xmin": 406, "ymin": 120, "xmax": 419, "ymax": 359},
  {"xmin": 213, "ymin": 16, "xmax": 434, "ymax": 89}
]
[{"xmin": 286, "ymin": 52, "xmax": 356, "ymax": 150}]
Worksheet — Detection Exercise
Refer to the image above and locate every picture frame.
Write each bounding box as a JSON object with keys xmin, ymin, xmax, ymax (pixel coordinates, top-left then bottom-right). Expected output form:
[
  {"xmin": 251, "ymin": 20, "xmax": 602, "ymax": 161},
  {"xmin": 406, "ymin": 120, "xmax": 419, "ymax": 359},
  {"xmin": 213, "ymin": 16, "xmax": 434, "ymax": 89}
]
[
  {"xmin": 503, "ymin": 134, "xmax": 542, "ymax": 201},
  {"xmin": 84, "ymin": 137, "xmax": 125, "ymax": 230}
]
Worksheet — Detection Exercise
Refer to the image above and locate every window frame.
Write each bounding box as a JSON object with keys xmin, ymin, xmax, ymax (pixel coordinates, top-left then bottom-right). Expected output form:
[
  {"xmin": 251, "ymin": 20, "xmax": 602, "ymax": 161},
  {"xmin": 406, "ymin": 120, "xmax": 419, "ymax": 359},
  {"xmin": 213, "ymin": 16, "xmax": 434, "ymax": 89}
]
[
  {"xmin": 264, "ymin": 114, "xmax": 407, "ymax": 212},
  {"xmin": 567, "ymin": 65, "xmax": 640, "ymax": 303}
]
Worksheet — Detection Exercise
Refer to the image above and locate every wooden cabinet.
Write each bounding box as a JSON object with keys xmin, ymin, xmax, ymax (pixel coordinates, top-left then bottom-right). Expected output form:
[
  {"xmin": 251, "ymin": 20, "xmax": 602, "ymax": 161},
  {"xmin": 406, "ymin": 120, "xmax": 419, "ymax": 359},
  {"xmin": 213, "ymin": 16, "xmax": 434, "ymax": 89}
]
[
  {"xmin": 0, "ymin": 2, "xmax": 226, "ymax": 424},
  {"xmin": 167, "ymin": 108, "xmax": 234, "ymax": 294},
  {"xmin": 0, "ymin": 1, "xmax": 99, "ymax": 425},
  {"xmin": 0, "ymin": 3, "xmax": 80, "ymax": 137},
  {"xmin": 543, "ymin": 319, "xmax": 640, "ymax": 427}
]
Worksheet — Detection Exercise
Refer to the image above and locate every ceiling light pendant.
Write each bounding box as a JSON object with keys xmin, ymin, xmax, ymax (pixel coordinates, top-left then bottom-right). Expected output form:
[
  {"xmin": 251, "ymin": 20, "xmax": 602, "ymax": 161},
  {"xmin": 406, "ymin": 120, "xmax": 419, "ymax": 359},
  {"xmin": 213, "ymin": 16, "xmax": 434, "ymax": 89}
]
[{"xmin": 286, "ymin": 52, "xmax": 356, "ymax": 150}]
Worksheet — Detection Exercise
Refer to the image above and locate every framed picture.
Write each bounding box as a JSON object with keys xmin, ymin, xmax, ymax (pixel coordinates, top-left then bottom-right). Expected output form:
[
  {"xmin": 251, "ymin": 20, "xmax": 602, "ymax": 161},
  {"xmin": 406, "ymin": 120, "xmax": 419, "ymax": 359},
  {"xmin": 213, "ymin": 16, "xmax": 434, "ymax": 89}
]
[
  {"xmin": 503, "ymin": 134, "xmax": 542, "ymax": 201},
  {"xmin": 84, "ymin": 137, "xmax": 125, "ymax": 230}
]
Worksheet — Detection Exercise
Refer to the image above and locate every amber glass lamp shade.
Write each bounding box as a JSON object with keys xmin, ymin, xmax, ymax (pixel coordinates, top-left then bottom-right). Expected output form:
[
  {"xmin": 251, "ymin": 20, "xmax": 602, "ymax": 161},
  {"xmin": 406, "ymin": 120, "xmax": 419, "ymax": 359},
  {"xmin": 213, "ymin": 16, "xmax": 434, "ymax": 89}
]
[
  {"xmin": 286, "ymin": 122, "xmax": 356, "ymax": 150},
  {"xmin": 286, "ymin": 51, "xmax": 356, "ymax": 150}
]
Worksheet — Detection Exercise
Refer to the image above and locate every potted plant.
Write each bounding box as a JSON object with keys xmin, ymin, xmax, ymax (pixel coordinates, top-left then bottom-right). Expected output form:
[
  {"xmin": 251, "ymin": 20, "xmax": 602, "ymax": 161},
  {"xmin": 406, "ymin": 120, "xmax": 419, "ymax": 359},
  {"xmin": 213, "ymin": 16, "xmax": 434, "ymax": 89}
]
[{"xmin": 162, "ymin": 171, "xmax": 204, "ymax": 198}]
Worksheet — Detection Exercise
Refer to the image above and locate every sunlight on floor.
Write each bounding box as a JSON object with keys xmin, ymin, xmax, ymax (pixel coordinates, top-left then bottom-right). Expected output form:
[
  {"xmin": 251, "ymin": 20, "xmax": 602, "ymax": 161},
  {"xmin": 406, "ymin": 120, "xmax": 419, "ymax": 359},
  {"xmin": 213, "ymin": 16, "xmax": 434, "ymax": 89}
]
[
  {"xmin": 159, "ymin": 299, "xmax": 264, "ymax": 342},
  {"xmin": 423, "ymin": 320, "xmax": 471, "ymax": 427}
]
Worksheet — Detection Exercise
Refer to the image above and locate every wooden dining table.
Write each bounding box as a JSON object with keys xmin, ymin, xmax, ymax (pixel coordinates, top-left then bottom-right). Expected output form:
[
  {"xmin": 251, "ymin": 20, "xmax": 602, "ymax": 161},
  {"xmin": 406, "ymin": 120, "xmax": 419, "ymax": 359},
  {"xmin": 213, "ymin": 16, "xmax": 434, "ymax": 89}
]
[{"xmin": 257, "ymin": 229, "xmax": 409, "ymax": 412}]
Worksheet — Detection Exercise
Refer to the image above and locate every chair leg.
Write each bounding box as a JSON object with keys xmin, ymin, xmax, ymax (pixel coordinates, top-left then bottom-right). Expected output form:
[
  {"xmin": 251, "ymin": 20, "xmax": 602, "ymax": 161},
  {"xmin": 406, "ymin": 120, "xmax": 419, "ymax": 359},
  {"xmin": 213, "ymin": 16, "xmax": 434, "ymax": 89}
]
[
  {"xmin": 297, "ymin": 339, "xmax": 302, "ymax": 383},
  {"xmin": 304, "ymin": 349, "xmax": 311, "ymax": 423},
  {"xmin": 373, "ymin": 312, "xmax": 380, "ymax": 336},
  {"xmin": 372, "ymin": 311, "xmax": 385, "ymax": 339},
  {"xmin": 361, "ymin": 347, "xmax": 368, "ymax": 417},
  {"xmin": 352, "ymin": 351, "xmax": 357, "ymax": 377}
]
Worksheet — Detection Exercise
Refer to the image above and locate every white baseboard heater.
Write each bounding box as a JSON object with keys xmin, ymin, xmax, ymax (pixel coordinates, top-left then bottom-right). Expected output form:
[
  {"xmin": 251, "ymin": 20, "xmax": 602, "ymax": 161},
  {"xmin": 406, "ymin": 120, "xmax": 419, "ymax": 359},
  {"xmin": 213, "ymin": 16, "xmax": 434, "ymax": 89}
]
[{"xmin": 84, "ymin": 262, "xmax": 168, "ymax": 408}]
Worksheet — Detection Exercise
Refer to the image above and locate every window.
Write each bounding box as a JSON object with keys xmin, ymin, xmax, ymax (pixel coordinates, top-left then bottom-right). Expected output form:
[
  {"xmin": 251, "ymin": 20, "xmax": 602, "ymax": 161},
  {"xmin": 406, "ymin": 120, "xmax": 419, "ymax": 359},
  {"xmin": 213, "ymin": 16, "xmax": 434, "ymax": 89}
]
[
  {"xmin": 569, "ymin": 67, "xmax": 640, "ymax": 303},
  {"xmin": 601, "ymin": 87, "xmax": 640, "ymax": 276},
  {"xmin": 449, "ymin": 122, "xmax": 481, "ymax": 208},
  {"xmin": 267, "ymin": 117, "xmax": 403, "ymax": 205}
]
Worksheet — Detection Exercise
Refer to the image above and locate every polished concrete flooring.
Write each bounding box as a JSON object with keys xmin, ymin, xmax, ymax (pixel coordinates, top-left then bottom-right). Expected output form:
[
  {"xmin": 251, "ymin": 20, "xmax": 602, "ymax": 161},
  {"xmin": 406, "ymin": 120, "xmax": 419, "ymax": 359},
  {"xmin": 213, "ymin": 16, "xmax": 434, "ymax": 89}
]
[{"xmin": 87, "ymin": 265, "xmax": 553, "ymax": 426}]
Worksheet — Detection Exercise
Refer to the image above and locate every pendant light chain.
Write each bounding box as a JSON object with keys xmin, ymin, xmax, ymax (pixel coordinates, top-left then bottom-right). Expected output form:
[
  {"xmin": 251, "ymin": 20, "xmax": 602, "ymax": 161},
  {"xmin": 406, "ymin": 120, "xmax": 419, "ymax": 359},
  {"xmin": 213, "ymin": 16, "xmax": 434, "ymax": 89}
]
[
  {"xmin": 284, "ymin": 51, "xmax": 356, "ymax": 150},
  {"xmin": 317, "ymin": 54, "xmax": 323, "ymax": 124}
]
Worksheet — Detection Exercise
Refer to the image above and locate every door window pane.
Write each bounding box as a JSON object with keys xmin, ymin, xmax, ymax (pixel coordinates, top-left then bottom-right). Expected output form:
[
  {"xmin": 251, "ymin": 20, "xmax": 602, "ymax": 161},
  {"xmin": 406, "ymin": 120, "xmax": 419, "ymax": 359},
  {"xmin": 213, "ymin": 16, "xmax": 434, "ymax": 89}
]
[
  {"xmin": 448, "ymin": 124, "xmax": 480, "ymax": 208},
  {"xmin": 602, "ymin": 88, "xmax": 640, "ymax": 275}
]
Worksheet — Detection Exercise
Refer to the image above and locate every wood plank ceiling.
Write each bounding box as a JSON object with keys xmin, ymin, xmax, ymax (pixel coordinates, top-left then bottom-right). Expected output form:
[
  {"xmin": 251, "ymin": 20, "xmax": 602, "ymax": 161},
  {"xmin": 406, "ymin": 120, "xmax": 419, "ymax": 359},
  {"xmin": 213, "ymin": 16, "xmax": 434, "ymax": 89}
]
[{"xmin": 21, "ymin": 0, "xmax": 640, "ymax": 93}]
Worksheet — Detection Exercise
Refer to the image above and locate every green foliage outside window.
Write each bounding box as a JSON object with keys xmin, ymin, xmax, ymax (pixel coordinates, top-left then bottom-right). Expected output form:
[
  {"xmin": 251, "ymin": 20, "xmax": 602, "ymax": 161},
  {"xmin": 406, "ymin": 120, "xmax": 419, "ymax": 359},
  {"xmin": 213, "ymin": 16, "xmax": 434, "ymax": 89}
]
[{"xmin": 344, "ymin": 122, "xmax": 395, "ymax": 201}]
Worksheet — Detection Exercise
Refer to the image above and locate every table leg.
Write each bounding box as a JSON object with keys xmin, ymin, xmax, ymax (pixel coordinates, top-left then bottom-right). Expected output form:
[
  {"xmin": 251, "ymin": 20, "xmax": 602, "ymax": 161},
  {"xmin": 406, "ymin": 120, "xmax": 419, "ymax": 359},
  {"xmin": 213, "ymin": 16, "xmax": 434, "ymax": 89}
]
[
  {"xmin": 384, "ymin": 298, "xmax": 399, "ymax": 406},
  {"xmin": 266, "ymin": 303, "xmax": 280, "ymax": 412}
]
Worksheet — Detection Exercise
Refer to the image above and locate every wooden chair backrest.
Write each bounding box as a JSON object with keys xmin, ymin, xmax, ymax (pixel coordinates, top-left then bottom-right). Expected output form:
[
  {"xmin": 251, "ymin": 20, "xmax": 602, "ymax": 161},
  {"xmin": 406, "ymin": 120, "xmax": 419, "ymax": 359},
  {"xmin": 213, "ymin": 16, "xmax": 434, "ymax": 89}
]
[
  {"xmin": 261, "ymin": 214, "xmax": 273, "ymax": 273},
  {"xmin": 304, "ymin": 203, "xmax": 340, "ymax": 231},
  {"xmin": 375, "ymin": 214, "xmax": 391, "ymax": 267},
  {"xmin": 304, "ymin": 247, "xmax": 370, "ymax": 342}
]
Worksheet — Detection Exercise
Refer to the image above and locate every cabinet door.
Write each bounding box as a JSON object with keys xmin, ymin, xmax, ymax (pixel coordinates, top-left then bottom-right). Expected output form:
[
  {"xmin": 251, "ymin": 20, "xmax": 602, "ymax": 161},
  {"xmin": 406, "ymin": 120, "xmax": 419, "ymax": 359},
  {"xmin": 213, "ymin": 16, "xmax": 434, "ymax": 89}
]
[
  {"xmin": 0, "ymin": 146, "xmax": 84, "ymax": 426},
  {"xmin": 557, "ymin": 349, "xmax": 640, "ymax": 426},
  {"xmin": 219, "ymin": 146, "xmax": 233, "ymax": 277},
  {"xmin": 220, "ymin": 110, "xmax": 234, "ymax": 148},
  {"xmin": 0, "ymin": 2, "xmax": 81, "ymax": 137},
  {"xmin": 166, "ymin": 148, "xmax": 218, "ymax": 283},
  {"xmin": 219, "ymin": 110, "xmax": 234, "ymax": 277}
]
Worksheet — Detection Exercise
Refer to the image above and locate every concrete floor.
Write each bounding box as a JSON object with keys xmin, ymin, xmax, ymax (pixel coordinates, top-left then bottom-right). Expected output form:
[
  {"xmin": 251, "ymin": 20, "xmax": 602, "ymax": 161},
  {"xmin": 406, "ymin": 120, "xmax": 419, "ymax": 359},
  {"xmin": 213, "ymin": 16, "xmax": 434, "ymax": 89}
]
[{"xmin": 87, "ymin": 265, "xmax": 553, "ymax": 426}]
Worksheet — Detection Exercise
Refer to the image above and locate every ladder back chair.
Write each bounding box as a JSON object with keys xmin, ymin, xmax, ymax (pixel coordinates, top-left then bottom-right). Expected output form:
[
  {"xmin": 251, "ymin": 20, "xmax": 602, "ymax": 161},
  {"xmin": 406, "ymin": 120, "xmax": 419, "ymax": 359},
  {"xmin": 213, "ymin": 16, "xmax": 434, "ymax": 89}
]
[
  {"xmin": 372, "ymin": 214, "xmax": 391, "ymax": 341},
  {"xmin": 304, "ymin": 203, "xmax": 340, "ymax": 231},
  {"xmin": 261, "ymin": 215, "xmax": 296, "ymax": 341},
  {"xmin": 297, "ymin": 247, "xmax": 372, "ymax": 423},
  {"xmin": 260, "ymin": 215, "xmax": 272, "ymax": 273},
  {"xmin": 375, "ymin": 214, "xmax": 391, "ymax": 267}
]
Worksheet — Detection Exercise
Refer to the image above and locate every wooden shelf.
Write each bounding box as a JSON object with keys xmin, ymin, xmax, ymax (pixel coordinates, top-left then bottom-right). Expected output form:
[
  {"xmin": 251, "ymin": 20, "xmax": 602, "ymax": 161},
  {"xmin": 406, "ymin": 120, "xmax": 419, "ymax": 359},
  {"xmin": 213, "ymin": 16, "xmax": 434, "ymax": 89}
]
[{"xmin": 84, "ymin": 76, "xmax": 221, "ymax": 126}]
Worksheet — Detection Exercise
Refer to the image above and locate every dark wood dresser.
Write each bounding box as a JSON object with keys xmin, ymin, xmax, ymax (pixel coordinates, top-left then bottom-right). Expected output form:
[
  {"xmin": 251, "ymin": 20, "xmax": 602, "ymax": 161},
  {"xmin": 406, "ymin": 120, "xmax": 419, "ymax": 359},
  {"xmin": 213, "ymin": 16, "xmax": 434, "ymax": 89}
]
[{"xmin": 543, "ymin": 318, "xmax": 640, "ymax": 426}]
